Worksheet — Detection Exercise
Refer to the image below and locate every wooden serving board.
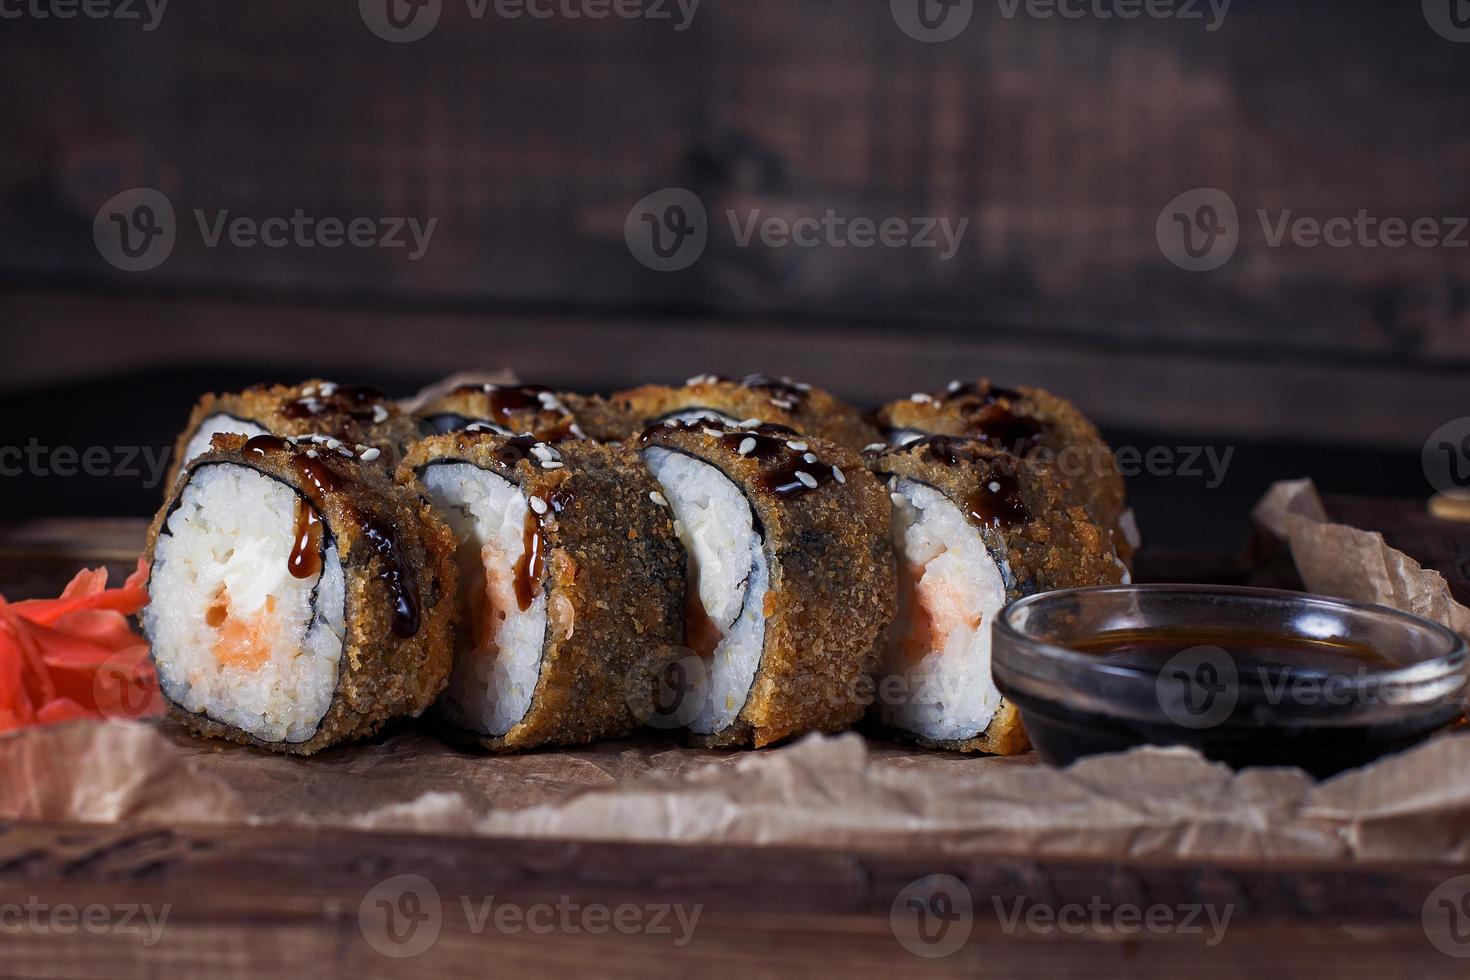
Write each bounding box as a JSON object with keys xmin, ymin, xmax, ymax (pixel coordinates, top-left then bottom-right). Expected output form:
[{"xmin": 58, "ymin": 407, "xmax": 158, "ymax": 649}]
[{"xmin": 2, "ymin": 509, "xmax": 1470, "ymax": 977}]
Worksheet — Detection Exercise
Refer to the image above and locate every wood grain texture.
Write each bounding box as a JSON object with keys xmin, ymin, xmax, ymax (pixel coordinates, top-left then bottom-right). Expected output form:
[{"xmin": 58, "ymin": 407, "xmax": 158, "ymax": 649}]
[
  {"xmin": 1, "ymin": 1, "xmax": 1467, "ymax": 408},
  {"xmin": 0, "ymin": 290, "xmax": 1465, "ymax": 450},
  {"xmin": 0, "ymin": 820, "xmax": 1466, "ymax": 978}
]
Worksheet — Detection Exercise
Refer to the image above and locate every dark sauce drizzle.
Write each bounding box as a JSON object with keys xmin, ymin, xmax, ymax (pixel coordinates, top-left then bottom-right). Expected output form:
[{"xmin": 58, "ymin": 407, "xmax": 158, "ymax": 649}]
[
  {"xmin": 280, "ymin": 383, "xmax": 388, "ymax": 423},
  {"xmin": 241, "ymin": 433, "xmax": 420, "ymax": 637},
  {"xmin": 937, "ymin": 382, "xmax": 1043, "ymax": 456},
  {"xmin": 911, "ymin": 436, "xmax": 1030, "ymax": 529}
]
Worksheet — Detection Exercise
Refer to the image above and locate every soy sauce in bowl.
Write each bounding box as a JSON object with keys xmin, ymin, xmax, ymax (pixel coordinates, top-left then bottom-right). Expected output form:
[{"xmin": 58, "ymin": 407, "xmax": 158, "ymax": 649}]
[{"xmin": 992, "ymin": 587, "xmax": 1468, "ymax": 779}]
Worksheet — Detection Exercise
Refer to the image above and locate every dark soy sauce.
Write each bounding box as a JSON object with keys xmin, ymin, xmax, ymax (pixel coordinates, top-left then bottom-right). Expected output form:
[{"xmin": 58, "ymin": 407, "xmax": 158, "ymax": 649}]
[{"xmin": 1002, "ymin": 628, "xmax": 1462, "ymax": 778}]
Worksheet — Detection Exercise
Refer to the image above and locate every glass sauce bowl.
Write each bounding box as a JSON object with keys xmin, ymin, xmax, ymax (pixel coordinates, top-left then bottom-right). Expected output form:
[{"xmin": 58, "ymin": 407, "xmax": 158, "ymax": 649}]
[{"xmin": 992, "ymin": 585, "xmax": 1468, "ymax": 778}]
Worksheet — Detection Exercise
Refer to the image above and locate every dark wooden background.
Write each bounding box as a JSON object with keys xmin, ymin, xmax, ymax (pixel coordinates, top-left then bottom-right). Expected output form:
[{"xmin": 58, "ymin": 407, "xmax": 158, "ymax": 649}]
[{"xmin": 0, "ymin": 0, "xmax": 1465, "ymax": 543}]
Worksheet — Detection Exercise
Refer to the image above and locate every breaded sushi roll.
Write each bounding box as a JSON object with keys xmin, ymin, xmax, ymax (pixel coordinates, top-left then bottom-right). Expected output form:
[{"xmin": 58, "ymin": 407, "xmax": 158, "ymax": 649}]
[
  {"xmin": 874, "ymin": 380, "xmax": 1136, "ymax": 567},
  {"xmin": 142, "ymin": 433, "xmax": 457, "ymax": 755},
  {"xmin": 639, "ymin": 420, "xmax": 895, "ymax": 748},
  {"xmin": 581, "ymin": 374, "xmax": 880, "ymax": 452},
  {"xmin": 870, "ymin": 437, "xmax": 1125, "ymax": 754},
  {"xmin": 420, "ymin": 383, "xmax": 588, "ymax": 441},
  {"xmin": 402, "ymin": 432, "xmax": 685, "ymax": 751},
  {"xmin": 168, "ymin": 380, "xmax": 401, "ymax": 488}
]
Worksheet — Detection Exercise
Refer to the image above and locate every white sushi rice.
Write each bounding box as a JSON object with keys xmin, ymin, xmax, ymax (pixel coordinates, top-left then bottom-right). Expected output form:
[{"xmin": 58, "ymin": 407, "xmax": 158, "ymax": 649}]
[
  {"xmin": 420, "ymin": 463, "xmax": 547, "ymax": 737},
  {"xmin": 881, "ymin": 479, "xmax": 1008, "ymax": 741},
  {"xmin": 144, "ymin": 464, "xmax": 345, "ymax": 743},
  {"xmin": 642, "ymin": 447, "xmax": 768, "ymax": 735},
  {"xmin": 181, "ymin": 413, "xmax": 270, "ymax": 467}
]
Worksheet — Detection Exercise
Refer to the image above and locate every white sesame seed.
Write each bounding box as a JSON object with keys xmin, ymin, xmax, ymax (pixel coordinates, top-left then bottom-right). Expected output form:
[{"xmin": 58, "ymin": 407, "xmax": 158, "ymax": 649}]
[
  {"xmin": 702, "ymin": 427, "xmax": 723, "ymax": 438},
  {"xmin": 910, "ymin": 393, "xmax": 933, "ymax": 404},
  {"xmin": 947, "ymin": 380, "xmax": 963, "ymax": 393},
  {"xmin": 772, "ymin": 399, "xmax": 795, "ymax": 410},
  {"xmin": 795, "ymin": 471, "xmax": 818, "ymax": 489},
  {"xmin": 672, "ymin": 519, "xmax": 685, "ymax": 536},
  {"xmin": 337, "ymin": 448, "xmax": 354, "ymax": 458},
  {"xmin": 372, "ymin": 405, "xmax": 389, "ymax": 423},
  {"xmin": 890, "ymin": 491, "xmax": 905, "ymax": 505},
  {"xmin": 832, "ymin": 466, "xmax": 846, "ymax": 484},
  {"xmin": 306, "ymin": 449, "xmax": 319, "ymax": 458},
  {"xmin": 864, "ymin": 442, "xmax": 887, "ymax": 453},
  {"xmin": 786, "ymin": 440, "xmax": 808, "ymax": 452},
  {"xmin": 733, "ymin": 437, "xmax": 756, "ymax": 456},
  {"xmin": 529, "ymin": 496, "xmax": 548, "ymax": 515},
  {"xmin": 541, "ymin": 461, "xmax": 564, "ymax": 470},
  {"xmin": 736, "ymin": 418, "xmax": 761, "ymax": 429},
  {"xmin": 649, "ymin": 491, "xmax": 669, "ymax": 508},
  {"xmin": 360, "ymin": 448, "xmax": 382, "ymax": 462},
  {"xmin": 531, "ymin": 444, "xmax": 554, "ymax": 461},
  {"xmin": 320, "ymin": 382, "xmax": 337, "ymax": 396},
  {"xmin": 325, "ymin": 438, "xmax": 342, "ymax": 450},
  {"xmin": 988, "ymin": 481, "xmax": 1001, "ymax": 493},
  {"xmin": 803, "ymin": 452, "xmax": 818, "ymax": 464}
]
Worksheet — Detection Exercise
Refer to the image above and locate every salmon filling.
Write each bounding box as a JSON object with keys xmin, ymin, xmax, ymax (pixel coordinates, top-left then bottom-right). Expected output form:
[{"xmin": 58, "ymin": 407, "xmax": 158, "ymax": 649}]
[
  {"xmin": 419, "ymin": 462, "xmax": 548, "ymax": 737},
  {"xmin": 144, "ymin": 463, "xmax": 346, "ymax": 743},
  {"xmin": 881, "ymin": 478, "xmax": 1009, "ymax": 741}
]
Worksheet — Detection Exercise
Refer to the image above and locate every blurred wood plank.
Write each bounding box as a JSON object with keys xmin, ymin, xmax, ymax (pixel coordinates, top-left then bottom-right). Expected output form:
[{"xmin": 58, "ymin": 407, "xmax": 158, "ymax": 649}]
[
  {"xmin": 0, "ymin": 1, "xmax": 1467, "ymax": 377},
  {"xmin": 0, "ymin": 819, "xmax": 1465, "ymax": 978},
  {"xmin": 0, "ymin": 289, "xmax": 1463, "ymax": 450}
]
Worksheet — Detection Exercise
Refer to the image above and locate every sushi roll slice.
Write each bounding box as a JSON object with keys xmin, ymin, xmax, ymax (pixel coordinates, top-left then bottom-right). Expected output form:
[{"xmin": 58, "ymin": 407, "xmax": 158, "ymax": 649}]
[
  {"xmin": 639, "ymin": 419, "xmax": 895, "ymax": 748},
  {"xmin": 142, "ymin": 432, "xmax": 457, "ymax": 755},
  {"xmin": 167, "ymin": 380, "xmax": 401, "ymax": 489},
  {"xmin": 581, "ymin": 374, "xmax": 880, "ymax": 452},
  {"xmin": 402, "ymin": 431, "xmax": 685, "ymax": 751},
  {"xmin": 419, "ymin": 383, "xmax": 588, "ymax": 441},
  {"xmin": 870, "ymin": 436, "xmax": 1125, "ymax": 754},
  {"xmin": 874, "ymin": 380, "xmax": 1136, "ymax": 568}
]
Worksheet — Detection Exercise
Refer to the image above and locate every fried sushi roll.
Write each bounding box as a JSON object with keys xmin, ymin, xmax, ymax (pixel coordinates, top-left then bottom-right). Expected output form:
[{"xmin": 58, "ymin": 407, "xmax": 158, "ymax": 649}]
[
  {"xmin": 580, "ymin": 374, "xmax": 880, "ymax": 452},
  {"xmin": 142, "ymin": 432, "xmax": 457, "ymax": 755},
  {"xmin": 870, "ymin": 437, "xmax": 1125, "ymax": 754},
  {"xmin": 639, "ymin": 420, "xmax": 895, "ymax": 748},
  {"xmin": 167, "ymin": 380, "xmax": 401, "ymax": 488},
  {"xmin": 402, "ymin": 432, "xmax": 685, "ymax": 752},
  {"xmin": 874, "ymin": 380, "xmax": 1136, "ymax": 568},
  {"xmin": 419, "ymin": 383, "xmax": 588, "ymax": 441}
]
